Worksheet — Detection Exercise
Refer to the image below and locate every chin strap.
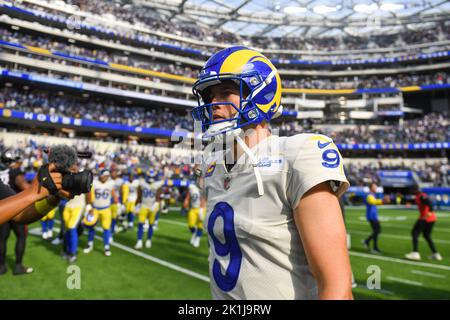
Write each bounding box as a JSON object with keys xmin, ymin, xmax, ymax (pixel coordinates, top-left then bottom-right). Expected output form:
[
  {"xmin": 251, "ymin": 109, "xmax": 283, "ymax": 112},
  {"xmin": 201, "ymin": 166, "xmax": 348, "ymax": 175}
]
[{"xmin": 233, "ymin": 131, "xmax": 264, "ymax": 197}]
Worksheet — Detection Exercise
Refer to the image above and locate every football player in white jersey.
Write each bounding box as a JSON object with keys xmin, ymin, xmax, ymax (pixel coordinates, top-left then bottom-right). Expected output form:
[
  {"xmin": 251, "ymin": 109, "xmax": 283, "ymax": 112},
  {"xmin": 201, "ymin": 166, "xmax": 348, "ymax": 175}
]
[
  {"xmin": 134, "ymin": 170, "xmax": 164, "ymax": 249},
  {"xmin": 63, "ymin": 192, "xmax": 87, "ymax": 262},
  {"xmin": 122, "ymin": 173, "xmax": 140, "ymax": 229},
  {"xmin": 182, "ymin": 181, "xmax": 206, "ymax": 248},
  {"xmin": 110, "ymin": 169, "xmax": 124, "ymax": 235},
  {"xmin": 83, "ymin": 170, "xmax": 118, "ymax": 256},
  {"xmin": 41, "ymin": 207, "xmax": 56, "ymax": 240},
  {"xmin": 191, "ymin": 46, "xmax": 352, "ymax": 299}
]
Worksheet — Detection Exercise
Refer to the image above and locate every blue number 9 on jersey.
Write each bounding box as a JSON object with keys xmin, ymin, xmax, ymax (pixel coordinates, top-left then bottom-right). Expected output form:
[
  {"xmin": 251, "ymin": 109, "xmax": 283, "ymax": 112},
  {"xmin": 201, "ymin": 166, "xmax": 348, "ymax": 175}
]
[
  {"xmin": 322, "ymin": 149, "xmax": 340, "ymax": 168},
  {"xmin": 208, "ymin": 202, "xmax": 242, "ymax": 292}
]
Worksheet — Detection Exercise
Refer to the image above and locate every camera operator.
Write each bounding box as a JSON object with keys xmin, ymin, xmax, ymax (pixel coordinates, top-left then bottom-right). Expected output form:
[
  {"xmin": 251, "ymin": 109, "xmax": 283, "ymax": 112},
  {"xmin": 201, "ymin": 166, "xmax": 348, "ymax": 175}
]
[
  {"xmin": 0, "ymin": 149, "xmax": 34, "ymax": 275},
  {"xmin": 0, "ymin": 144, "xmax": 93, "ymax": 274},
  {"xmin": 0, "ymin": 145, "xmax": 93, "ymax": 231}
]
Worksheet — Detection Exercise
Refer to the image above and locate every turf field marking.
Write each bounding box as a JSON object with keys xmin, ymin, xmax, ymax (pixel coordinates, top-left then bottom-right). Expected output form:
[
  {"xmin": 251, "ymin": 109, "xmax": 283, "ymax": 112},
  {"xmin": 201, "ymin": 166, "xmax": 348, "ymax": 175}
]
[
  {"xmin": 29, "ymin": 227, "xmax": 210, "ymax": 283},
  {"xmin": 347, "ymin": 221, "xmax": 450, "ymax": 233},
  {"xmin": 434, "ymin": 228, "xmax": 450, "ymax": 233},
  {"xmin": 349, "ymin": 251, "xmax": 450, "ymax": 271},
  {"xmin": 354, "ymin": 285, "xmax": 395, "ymax": 296},
  {"xmin": 159, "ymin": 218, "xmax": 187, "ymax": 227},
  {"xmin": 411, "ymin": 270, "xmax": 447, "ymax": 279},
  {"xmin": 357, "ymin": 216, "xmax": 408, "ymax": 222},
  {"xmin": 349, "ymin": 230, "xmax": 450, "ymax": 244},
  {"xmin": 386, "ymin": 276, "xmax": 423, "ymax": 287},
  {"xmin": 103, "ymin": 237, "xmax": 210, "ymax": 283},
  {"xmin": 160, "ymin": 219, "xmax": 450, "ymax": 271}
]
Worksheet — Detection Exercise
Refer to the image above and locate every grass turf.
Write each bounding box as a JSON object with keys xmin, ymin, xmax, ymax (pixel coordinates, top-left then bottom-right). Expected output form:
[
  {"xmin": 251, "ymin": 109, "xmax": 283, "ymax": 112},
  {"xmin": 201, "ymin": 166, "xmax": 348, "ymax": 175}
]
[{"xmin": 0, "ymin": 207, "xmax": 448, "ymax": 299}]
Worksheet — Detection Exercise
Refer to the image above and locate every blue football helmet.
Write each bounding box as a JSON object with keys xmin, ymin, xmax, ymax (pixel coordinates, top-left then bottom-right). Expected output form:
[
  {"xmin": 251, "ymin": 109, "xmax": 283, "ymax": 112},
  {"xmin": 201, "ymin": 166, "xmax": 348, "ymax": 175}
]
[
  {"xmin": 145, "ymin": 169, "xmax": 157, "ymax": 183},
  {"xmin": 192, "ymin": 46, "xmax": 283, "ymax": 138}
]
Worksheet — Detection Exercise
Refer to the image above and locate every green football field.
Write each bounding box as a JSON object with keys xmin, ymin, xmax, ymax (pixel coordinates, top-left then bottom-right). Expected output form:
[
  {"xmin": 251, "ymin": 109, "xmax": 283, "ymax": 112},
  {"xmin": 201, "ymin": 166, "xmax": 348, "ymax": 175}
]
[{"xmin": 0, "ymin": 207, "xmax": 448, "ymax": 300}]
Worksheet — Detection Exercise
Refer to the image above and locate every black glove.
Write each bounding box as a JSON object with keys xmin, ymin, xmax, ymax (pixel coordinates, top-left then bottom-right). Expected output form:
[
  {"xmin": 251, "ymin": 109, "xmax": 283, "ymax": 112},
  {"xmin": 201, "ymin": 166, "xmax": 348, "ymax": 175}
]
[{"xmin": 37, "ymin": 164, "xmax": 58, "ymax": 195}]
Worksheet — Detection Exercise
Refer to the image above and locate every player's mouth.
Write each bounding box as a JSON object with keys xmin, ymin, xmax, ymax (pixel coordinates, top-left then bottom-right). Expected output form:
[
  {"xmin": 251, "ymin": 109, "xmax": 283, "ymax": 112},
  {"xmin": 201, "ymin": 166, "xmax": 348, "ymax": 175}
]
[{"xmin": 213, "ymin": 114, "xmax": 225, "ymax": 121}]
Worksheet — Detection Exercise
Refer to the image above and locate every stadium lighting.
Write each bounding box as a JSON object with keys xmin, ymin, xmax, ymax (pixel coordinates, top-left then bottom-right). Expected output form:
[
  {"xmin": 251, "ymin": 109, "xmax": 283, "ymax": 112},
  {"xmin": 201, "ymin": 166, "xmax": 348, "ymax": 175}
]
[
  {"xmin": 380, "ymin": 3, "xmax": 405, "ymax": 11},
  {"xmin": 354, "ymin": 3, "xmax": 379, "ymax": 13},
  {"xmin": 313, "ymin": 5, "xmax": 339, "ymax": 14},
  {"xmin": 283, "ymin": 6, "xmax": 307, "ymax": 14}
]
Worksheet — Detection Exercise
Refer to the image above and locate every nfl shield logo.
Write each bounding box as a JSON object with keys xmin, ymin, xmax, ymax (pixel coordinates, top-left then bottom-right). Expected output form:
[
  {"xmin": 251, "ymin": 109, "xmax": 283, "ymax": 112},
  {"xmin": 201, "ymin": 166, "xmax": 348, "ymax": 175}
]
[{"xmin": 224, "ymin": 177, "xmax": 231, "ymax": 190}]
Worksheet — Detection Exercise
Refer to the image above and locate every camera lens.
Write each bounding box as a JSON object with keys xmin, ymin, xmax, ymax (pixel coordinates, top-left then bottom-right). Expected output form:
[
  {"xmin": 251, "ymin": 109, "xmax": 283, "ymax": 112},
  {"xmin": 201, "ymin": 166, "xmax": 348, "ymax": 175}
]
[{"xmin": 62, "ymin": 170, "xmax": 93, "ymax": 195}]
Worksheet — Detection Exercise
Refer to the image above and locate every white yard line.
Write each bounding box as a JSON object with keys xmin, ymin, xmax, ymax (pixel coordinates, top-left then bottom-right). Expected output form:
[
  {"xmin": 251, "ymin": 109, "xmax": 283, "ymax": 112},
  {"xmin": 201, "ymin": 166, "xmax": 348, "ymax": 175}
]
[
  {"xmin": 349, "ymin": 230, "xmax": 450, "ymax": 244},
  {"xmin": 346, "ymin": 220, "xmax": 450, "ymax": 233},
  {"xmin": 29, "ymin": 227, "xmax": 210, "ymax": 283},
  {"xmin": 354, "ymin": 284, "xmax": 395, "ymax": 296},
  {"xmin": 103, "ymin": 237, "xmax": 210, "ymax": 283},
  {"xmin": 349, "ymin": 251, "xmax": 450, "ymax": 271},
  {"xmin": 159, "ymin": 218, "xmax": 187, "ymax": 227},
  {"xmin": 386, "ymin": 276, "xmax": 423, "ymax": 287},
  {"xmin": 411, "ymin": 270, "xmax": 447, "ymax": 279}
]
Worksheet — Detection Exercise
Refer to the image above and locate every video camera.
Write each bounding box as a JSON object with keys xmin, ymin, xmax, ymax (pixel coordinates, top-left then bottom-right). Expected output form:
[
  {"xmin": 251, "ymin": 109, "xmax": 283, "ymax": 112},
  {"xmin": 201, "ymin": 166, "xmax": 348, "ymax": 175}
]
[{"xmin": 39, "ymin": 145, "xmax": 94, "ymax": 196}]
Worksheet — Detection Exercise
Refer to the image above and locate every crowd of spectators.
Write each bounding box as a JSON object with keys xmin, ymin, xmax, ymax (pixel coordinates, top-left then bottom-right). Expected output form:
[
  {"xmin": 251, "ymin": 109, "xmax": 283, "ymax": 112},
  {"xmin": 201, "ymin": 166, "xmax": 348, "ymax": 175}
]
[
  {"xmin": 0, "ymin": 138, "xmax": 196, "ymax": 185},
  {"xmin": 0, "ymin": 27, "xmax": 198, "ymax": 79},
  {"xmin": 0, "ymin": 87, "xmax": 194, "ymax": 131},
  {"xmin": 13, "ymin": 0, "xmax": 450, "ymax": 61},
  {"xmin": 345, "ymin": 161, "xmax": 449, "ymax": 187},
  {"xmin": 274, "ymin": 113, "xmax": 450, "ymax": 143},
  {"xmin": 1, "ymin": 137, "xmax": 447, "ymax": 188},
  {"xmin": 2, "ymin": 86, "xmax": 449, "ymax": 145},
  {"xmin": 3, "ymin": 26, "xmax": 450, "ymax": 92},
  {"xmin": 282, "ymin": 73, "xmax": 450, "ymax": 90}
]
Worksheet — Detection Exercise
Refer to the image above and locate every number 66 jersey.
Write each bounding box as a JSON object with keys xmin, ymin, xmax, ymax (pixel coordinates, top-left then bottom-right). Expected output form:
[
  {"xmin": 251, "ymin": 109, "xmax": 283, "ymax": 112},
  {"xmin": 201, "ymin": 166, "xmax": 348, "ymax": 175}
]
[{"xmin": 202, "ymin": 133, "xmax": 350, "ymax": 300}]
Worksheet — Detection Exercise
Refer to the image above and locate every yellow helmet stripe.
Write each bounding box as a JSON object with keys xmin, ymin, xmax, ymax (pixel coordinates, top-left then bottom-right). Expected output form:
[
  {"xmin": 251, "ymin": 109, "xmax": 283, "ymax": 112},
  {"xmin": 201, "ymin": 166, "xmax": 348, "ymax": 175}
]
[{"xmin": 219, "ymin": 49, "xmax": 264, "ymax": 74}]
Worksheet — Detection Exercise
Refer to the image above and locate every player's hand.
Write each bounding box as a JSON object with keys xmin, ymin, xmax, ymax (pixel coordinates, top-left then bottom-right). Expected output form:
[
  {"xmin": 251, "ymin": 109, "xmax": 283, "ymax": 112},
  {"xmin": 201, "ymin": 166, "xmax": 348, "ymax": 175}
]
[
  {"xmin": 383, "ymin": 195, "xmax": 391, "ymax": 204},
  {"xmin": 180, "ymin": 207, "xmax": 188, "ymax": 216}
]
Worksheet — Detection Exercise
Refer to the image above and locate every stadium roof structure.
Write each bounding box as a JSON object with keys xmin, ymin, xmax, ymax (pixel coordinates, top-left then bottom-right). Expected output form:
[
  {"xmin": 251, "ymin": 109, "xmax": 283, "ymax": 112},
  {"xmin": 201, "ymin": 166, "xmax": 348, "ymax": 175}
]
[{"xmin": 135, "ymin": 0, "xmax": 450, "ymax": 38}]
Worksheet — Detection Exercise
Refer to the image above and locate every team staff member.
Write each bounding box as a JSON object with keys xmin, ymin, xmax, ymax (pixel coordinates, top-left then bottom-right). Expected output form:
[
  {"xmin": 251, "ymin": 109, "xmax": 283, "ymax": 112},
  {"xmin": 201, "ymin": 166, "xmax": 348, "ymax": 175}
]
[
  {"xmin": 0, "ymin": 152, "xmax": 33, "ymax": 275},
  {"xmin": 363, "ymin": 183, "xmax": 390, "ymax": 253},
  {"xmin": 405, "ymin": 187, "xmax": 443, "ymax": 261},
  {"xmin": 0, "ymin": 165, "xmax": 70, "ymax": 224},
  {"xmin": 0, "ymin": 164, "xmax": 70, "ymax": 274}
]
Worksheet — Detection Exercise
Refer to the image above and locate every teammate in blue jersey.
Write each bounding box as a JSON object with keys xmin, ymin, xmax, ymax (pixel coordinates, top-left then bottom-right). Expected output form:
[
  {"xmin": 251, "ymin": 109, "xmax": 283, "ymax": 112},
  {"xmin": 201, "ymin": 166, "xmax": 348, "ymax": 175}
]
[{"xmin": 363, "ymin": 183, "xmax": 390, "ymax": 253}]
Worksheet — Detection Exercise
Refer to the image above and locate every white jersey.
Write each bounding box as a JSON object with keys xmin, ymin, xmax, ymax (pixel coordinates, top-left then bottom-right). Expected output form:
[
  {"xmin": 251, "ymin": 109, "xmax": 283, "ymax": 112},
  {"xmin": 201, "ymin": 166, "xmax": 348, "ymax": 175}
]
[
  {"xmin": 140, "ymin": 180, "xmax": 164, "ymax": 208},
  {"xmin": 188, "ymin": 184, "xmax": 201, "ymax": 209},
  {"xmin": 92, "ymin": 179, "xmax": 115, "ymax": 209},
  {"xmin": 202, "ymin": 134, "xmax": 349, "ymax": 300},
  {"xmin": 125, "ymin": 179, "xmax": 140, "ymax": 202},
  {"xmin": 112, "ymin": 177, "xmax": 124, "ymax": 200},
  {"xmin": 0, "ymin": 169, "xmax": 9, "ymax": 185},
  {"xmin": 65, "ymin": 193, "xmax": 86, "ymax": 209}
]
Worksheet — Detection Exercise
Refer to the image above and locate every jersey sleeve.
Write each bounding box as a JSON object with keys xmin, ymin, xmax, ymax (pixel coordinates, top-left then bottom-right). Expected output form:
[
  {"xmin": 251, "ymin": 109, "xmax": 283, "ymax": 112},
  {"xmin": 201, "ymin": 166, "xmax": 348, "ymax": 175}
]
[
  {"xmin": 366, "ymin": 194, "xmax": 383, "ymax": 205},
  {"xmin": 287, "ymin": 134, "xmax": 350, "ymax": 210}
]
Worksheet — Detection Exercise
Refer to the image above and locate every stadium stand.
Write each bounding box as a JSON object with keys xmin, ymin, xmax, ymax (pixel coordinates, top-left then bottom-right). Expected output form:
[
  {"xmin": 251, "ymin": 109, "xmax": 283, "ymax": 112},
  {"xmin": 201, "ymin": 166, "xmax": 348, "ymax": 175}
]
[{"xmin": 0, "ymin": 0, "xmax": 449, "ymax": 301}]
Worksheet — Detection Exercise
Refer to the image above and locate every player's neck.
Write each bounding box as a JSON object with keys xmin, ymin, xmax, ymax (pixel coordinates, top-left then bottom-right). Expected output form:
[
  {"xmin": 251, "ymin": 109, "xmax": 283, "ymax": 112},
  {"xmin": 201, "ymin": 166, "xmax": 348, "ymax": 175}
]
[{"xmin": 235, "ymin": 123, "xmax": 271, "ymax": 160}]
